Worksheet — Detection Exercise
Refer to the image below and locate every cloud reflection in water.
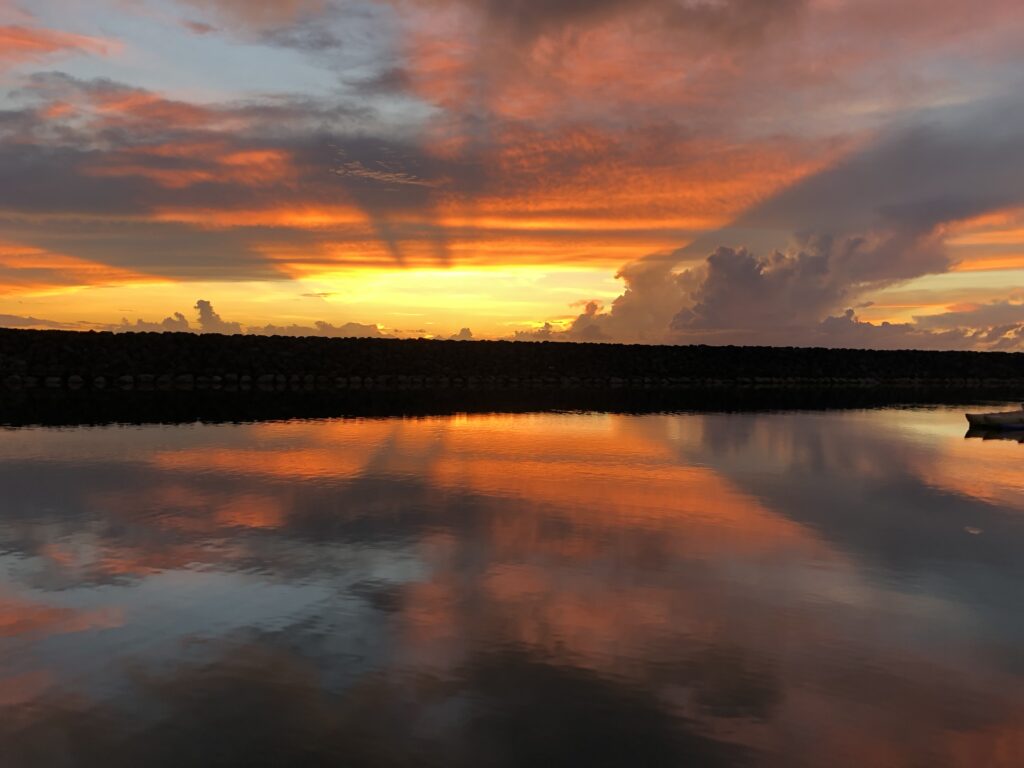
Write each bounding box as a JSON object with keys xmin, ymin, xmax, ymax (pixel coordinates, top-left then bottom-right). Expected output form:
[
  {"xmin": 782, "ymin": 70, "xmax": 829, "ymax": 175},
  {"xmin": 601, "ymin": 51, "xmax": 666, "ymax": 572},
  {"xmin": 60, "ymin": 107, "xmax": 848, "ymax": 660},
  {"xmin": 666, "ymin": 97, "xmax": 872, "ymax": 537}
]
[{"xmin": 0, "ymin": 407, "xmax": 1022, "ymax": 766}]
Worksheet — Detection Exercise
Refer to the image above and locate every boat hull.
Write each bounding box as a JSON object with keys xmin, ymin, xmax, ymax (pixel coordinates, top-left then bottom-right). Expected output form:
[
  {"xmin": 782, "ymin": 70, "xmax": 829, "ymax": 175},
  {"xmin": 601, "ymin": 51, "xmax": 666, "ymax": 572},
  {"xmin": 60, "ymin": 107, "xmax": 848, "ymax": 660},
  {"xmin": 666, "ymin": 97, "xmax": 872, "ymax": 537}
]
[{"xmin": 965, "ymin": 410, "xmax": 1024, "ymax": 429}]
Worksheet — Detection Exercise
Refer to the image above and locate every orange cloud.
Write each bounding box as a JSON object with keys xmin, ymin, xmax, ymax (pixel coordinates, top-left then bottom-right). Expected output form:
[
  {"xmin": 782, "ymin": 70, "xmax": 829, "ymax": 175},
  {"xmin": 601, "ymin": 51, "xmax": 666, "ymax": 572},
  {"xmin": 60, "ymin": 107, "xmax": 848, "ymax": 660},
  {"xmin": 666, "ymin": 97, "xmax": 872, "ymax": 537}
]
[
  {"xmin": 950, "ymin": 254, "xmax": 1024, "ymax": 272},
  {"xmin": 84, "ymin": 146, "xmax": 295, "ymax": 189},
  {"xmin": 0, "ymin": 242, "xmax": 160, "ymax": 296},
  {"xmin": 0, "ymin": 25, "xmax": 115, "ymax": 70}
]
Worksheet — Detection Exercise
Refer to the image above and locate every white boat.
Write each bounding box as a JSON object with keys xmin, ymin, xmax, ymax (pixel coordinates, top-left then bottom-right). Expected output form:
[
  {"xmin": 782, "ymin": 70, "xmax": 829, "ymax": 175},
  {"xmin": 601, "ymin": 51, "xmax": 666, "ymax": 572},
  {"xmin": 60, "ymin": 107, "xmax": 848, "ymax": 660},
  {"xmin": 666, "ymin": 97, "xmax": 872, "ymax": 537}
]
[{"xmin": 965, "ymin": 409, "xmax": 1024, "ymax": 429}]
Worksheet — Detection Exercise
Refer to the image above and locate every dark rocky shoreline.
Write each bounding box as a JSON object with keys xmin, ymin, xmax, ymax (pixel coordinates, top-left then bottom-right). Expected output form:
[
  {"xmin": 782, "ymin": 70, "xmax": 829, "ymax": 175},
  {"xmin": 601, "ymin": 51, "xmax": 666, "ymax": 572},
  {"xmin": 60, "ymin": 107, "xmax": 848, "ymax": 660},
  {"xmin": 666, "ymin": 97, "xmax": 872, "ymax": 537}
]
[
  {"xmin": 1, "ymin": 388, "xmax": 1019, "ymax": 429},
  {"xmin": 3, "ymin": 328, "xmax": 1024, "ymax": 392},
  {"xmin": 1, "ymin": 328, "xmax": 1021, "ymax": 425}
]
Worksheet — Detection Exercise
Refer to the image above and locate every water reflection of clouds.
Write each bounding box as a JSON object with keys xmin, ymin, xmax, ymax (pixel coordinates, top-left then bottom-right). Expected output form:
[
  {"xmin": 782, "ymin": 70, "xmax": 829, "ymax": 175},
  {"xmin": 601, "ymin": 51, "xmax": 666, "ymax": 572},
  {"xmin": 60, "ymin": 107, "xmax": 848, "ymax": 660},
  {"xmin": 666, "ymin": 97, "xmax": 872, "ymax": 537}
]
[{"xmin": 0, "ymin": 409, "xmax": 1022, "ymax": 766}]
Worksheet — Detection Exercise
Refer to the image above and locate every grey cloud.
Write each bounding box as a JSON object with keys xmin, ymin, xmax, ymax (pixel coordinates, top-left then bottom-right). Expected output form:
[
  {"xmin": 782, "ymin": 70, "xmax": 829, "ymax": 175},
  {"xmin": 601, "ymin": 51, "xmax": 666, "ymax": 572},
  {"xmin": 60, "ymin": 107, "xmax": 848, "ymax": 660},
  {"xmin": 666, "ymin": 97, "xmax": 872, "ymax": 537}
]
[
  {"xmin": 200, "ymin": 0, "xmax": 398, "ymax": 84},
  {"xmin": 659, "ymin": 96, "xmax": 1024, "ymax": 347},
  {"xmin": 1, "ymin": 218, "xmax": 281, "ymax": 282},
  {"xmin": 0, "ymin": 313, "xmax": 80, "ymax": 330},
  {"xmin": 331, "ymin": 148, "xmax": 440, "ymax": 188},
  {"xmin": 195, "ymin": 299, "xmax": 243, "ymax": 334},
  {"xmin": 671, "ymin": 232, "xmax": 946, "ymax": 334},
  {"xmin": 119, "ymin": 312, "xmax": 192, "ymax": 332},
  {"xmin": 913, "ymin": 299, "xmax": 1024, "ymax": 331},
  {"xmin": 515, "ymin": 301, "xmax": 608, "ymax": 342},
  {"xmin": 182, "ymin": 20, "xmax": 218, "ymax": 35},
  {"xmin": 249, "ymin": 320, "xmax": 387, "ymax": 338},
  {"xmin": 110, "ymin": 300, "xmax": 388, "ymax": 338},
  {"xmin": 327, "ymin": 141, "xmax": 455, "ymax": 265},
  {"xmin": 682, "ymin": 97, "xmax": 1024, "ymax": 262},
  {"xmin": 516, "ymin": 259, "xmax": 688, "ymax": 344},
  {"xmin": 513, "ymin": 322, "xmax": 556, "ymax": 341},
  {"xmin": 525, "ymin": 291, "xmax": 1024, "ymax": 350},
  {"xmin": 179, "ymin": 0, "xmax": 330, "ymax": 30},
  {"xmin": 0, "ymin": 74, "xmax": 459, "ymax": 275},
  {"xmin": 525, "ymin": 94, "xmax": 1024, "ymax": 351},
  {"xmin": 262, "ymin": 23, "xmax": 344, "ymax": 51},
  {"xmin": 449, "ymin": 327, "xmax": 473, "ymax": 340},
  {"xmin": 813, "ymin": 310, "xmax": 1024, "ymax": 352},
  {"xmin": 346, "ymin": 67, "xmax": 412, "ymax": 96}
]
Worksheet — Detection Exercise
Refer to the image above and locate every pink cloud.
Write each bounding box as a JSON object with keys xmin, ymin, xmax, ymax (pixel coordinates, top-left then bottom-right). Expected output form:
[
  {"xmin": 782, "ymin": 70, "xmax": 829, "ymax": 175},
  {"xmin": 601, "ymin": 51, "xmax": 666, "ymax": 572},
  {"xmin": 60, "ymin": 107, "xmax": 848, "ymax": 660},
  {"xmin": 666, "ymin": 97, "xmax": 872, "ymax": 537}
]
[{"xmin": 0, "ymin": 25, "xmax": 116, "ymax": 70}]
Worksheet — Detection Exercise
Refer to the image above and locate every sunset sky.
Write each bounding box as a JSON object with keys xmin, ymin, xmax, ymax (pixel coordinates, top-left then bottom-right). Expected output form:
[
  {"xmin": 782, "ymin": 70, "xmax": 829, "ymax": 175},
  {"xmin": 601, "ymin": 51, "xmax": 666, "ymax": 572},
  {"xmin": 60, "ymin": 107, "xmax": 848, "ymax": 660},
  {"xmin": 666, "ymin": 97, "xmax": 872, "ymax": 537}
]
[{"xmin": 2, "ymin": 0, "xmax": 1024, "ymax": 347}]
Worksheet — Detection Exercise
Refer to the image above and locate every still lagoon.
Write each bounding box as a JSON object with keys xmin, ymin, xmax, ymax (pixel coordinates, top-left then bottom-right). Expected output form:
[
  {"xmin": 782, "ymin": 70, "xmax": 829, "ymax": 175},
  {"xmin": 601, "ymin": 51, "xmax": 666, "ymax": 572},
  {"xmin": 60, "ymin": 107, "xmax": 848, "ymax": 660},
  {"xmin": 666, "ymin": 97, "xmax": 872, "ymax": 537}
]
[{"xmin": 1, "ymin": 405, "xmax": 1022, "ymax": 766}]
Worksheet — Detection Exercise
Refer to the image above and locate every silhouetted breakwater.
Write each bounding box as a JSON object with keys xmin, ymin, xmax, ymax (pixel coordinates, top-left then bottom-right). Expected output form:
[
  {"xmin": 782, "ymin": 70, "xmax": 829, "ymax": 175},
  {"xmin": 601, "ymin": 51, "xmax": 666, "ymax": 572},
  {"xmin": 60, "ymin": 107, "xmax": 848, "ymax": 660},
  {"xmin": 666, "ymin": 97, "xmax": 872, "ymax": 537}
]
[
  {"xmin": 2, "ymin": 329, "xmax": 1024, "ymax": 396},
  {"xmin": 3, "ymin": 387, "xmax": 1020, "ymax": 428}
]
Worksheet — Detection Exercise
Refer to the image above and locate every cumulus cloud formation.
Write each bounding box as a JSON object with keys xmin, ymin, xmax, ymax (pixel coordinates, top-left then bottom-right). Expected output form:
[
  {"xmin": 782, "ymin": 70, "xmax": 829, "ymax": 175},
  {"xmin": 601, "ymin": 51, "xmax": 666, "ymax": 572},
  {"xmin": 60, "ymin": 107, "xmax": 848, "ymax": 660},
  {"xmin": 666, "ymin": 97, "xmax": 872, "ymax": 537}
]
[
  {"xmin": 250, "ymin": 320, "xmax": 387, "ymax": 338},
  {"xmin": 517, "ymin": 94, "xmax": 1024, "ymax": 351},
  {"xmin": 119, "ymin": 312, "xmax": 191, "ymax": 333},
  {"xmin": 450, "ymin": 327, "xmax": 473, "ymax": 340},
  {"xmin": 812, "ymin": 309, "xmax": 1024, "ymax": 352},
  {"xmin": 522, "ymin": 250, "xmax": 1024, "ymax": 350},
  {"xmin": 194, "ymin": 299, "xmax": 242, "ymax": 334},
  {"xmin": 670, "ymin": 230, "xmax": 946, "ymax": 334},
  {"xmin": 107, "ymin": 300, "xmax": 388, "ymax": 338}
]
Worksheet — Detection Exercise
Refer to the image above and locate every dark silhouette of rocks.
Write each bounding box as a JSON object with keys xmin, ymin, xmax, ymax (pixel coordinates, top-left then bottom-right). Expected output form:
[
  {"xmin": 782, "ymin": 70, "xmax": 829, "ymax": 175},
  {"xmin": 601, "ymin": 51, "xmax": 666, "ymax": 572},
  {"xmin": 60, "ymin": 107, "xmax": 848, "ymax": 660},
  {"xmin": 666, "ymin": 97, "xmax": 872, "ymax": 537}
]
[{"xmin": 1, "ymin": 328, "xmax": 1022, "ymax": 399}]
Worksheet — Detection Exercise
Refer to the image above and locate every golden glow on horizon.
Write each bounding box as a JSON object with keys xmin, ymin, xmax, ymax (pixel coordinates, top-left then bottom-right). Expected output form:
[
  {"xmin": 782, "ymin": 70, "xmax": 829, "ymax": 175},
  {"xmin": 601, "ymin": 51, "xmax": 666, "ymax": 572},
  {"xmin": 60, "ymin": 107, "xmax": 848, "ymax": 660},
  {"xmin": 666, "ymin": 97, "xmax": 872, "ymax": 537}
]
[{"xmin": 0, "ymin": 265, "xmax": 622, "ymax": 337}]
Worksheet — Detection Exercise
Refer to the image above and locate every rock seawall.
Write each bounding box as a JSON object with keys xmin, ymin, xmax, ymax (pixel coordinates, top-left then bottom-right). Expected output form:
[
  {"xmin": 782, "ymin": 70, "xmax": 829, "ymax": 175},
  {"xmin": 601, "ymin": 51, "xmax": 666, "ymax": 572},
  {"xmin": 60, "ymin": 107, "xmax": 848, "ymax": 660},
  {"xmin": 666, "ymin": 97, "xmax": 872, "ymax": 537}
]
[{"xmin": 2, "ymin": 329, "xmax": 1023, "ymax": 393}]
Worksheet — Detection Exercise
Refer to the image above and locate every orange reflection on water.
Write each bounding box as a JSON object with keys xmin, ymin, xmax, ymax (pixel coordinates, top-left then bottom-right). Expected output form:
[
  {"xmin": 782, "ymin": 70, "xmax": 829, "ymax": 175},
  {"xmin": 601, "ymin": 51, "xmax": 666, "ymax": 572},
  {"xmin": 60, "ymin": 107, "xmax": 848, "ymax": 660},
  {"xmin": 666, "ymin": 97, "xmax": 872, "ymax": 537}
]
[
  {"xmin": 0, "ymin": 590, "xmax": 122, "ymax": 638},
  {"xmin": 3, "ymin": 410, "xmax": 1024, "ymax": 766},
  {"xmin": 0, "ymin": 670, "xmax": 55, "ymax": 709},
  {"xmin": 215, "ymin": 494, "xmax": 287, "ymax": 530},
  {"xmin": 151, "ymin": 446, "xmax": 372, "ymax": 481}
]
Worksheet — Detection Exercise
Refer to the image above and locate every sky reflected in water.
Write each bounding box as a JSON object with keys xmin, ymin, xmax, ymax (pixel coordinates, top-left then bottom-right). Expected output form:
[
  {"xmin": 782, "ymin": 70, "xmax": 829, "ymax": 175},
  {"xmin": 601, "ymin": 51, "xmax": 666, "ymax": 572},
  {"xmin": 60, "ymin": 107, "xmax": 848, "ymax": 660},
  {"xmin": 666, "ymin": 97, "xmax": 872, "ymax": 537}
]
[{"xmin": 1, "ymin": 406, "xmax": 1023, "ymax": 767}]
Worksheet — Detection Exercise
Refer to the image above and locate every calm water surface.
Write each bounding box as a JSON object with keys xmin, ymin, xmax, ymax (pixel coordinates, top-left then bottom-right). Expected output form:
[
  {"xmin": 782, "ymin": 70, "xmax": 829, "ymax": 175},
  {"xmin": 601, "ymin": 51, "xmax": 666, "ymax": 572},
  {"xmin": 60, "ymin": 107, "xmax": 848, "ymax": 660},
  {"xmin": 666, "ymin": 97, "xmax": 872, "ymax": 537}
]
[{"xmin": 1, "ymin": 406, "xmax": 1023, "ymax": 767}]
